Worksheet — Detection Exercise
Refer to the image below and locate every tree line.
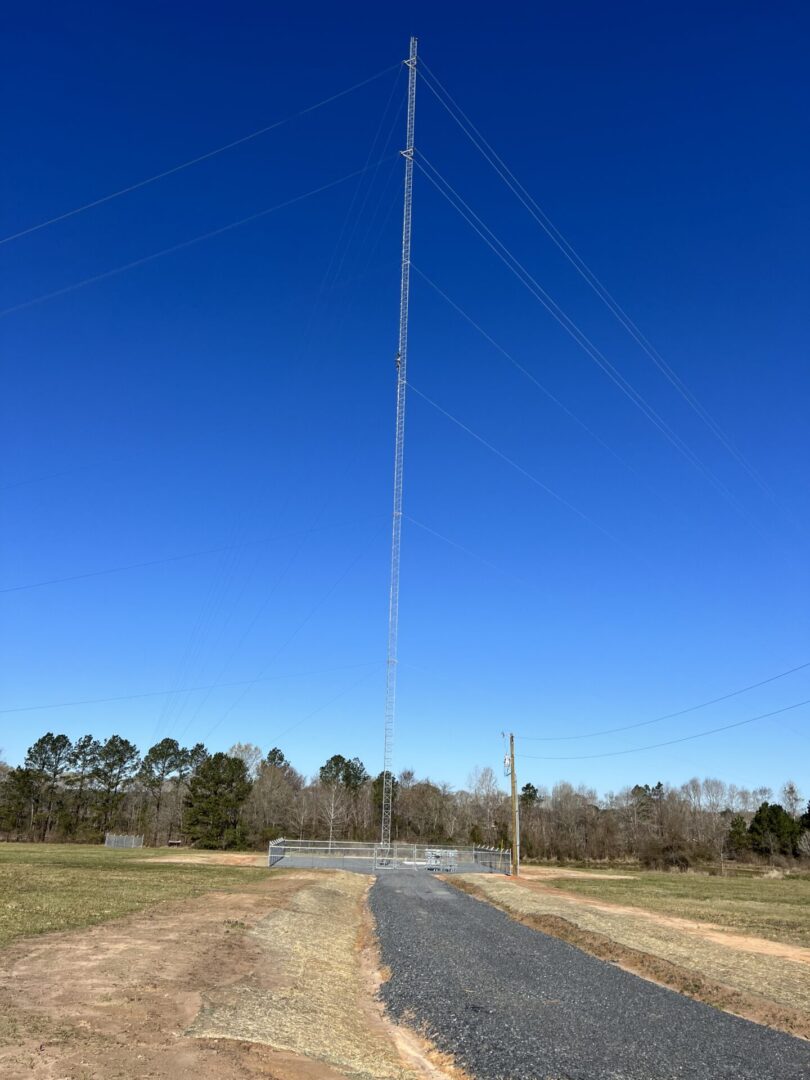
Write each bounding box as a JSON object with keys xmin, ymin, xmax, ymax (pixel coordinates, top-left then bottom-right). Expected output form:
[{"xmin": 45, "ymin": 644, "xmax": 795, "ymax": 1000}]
[{"xmin": 1, "ymin": 730, "xmax": 808, "ymax": 864}]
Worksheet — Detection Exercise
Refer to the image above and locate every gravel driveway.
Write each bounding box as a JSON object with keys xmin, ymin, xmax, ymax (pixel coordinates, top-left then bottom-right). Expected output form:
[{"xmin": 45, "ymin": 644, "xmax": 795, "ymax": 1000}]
[{"xmin": 369, "ymin": 871, "xmax": 810, "ymax": 1080}]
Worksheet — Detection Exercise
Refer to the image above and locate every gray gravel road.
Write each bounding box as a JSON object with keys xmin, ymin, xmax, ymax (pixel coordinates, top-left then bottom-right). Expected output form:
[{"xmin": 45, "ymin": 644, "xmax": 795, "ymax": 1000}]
[{"xmin": 369, "ymin": 871, "xmax": 810, "ymax": 1080}]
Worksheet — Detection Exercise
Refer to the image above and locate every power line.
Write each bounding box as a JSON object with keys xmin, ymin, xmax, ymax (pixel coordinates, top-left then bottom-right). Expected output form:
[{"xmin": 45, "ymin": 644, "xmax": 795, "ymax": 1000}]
[
  {"xmin": 1, "ymin": 63, "xmax": 400, "ymax": 246},
  {"xmin": 0, "ymin": 155, "xmax": 398, "ymax": 320},
  {"xmin": 0, "ymin": 518, "xmax": 370, "ymax": 594},
  {"xmin": 408, "ymin": 382, "xmax": 628, "ymax": 549},
  {"xmin": 519, "ymin": 698, "xmax": 810, "ymax": 760},
  {"xmin": 1, "ymin": 462, "xmax": 104, "ymax": 491},
  {"xmin": 0, "ymin": 661, "xmax": 382, "ymax": 716},
  {"xmin": 417, "ymin": 59, "xmax": 779, "ymax": 505},
  {"xmin": 516, "ymin": 659, "xmax": 810, "ymax": 741}
]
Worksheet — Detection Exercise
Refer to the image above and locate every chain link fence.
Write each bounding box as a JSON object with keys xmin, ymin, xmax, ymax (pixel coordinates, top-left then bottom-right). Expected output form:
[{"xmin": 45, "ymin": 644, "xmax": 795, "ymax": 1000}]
[
  {"xmin": 267, "ymin": 837, "xmax": 286, "ymax": 866},
  {"xmin": 267, "ymin": 839, "xmax": 510, "ymax": 874},
  {"xmin": 104, "ymin": 833, "xmax": 144, "ymax": 849},
  {"xmin": 473, "ymin": 845, "xmax": 512, "ymax": 874}
]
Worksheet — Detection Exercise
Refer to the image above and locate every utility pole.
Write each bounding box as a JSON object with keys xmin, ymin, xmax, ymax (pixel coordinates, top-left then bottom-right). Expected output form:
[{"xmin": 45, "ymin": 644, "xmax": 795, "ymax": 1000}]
[
  {"xmin": 380, "ymin": 36, "xmax": 418, "ymax": 850},
  {"xmin": 509, "ymin": 733, "xmax": 520, "ymax": 876}
]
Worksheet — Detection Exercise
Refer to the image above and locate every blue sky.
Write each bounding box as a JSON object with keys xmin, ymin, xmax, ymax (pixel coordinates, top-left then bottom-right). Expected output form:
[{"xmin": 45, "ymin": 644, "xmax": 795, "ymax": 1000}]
[{"xmin": 2, "ymin": 2, "xmax": 808, "ymax": 798}]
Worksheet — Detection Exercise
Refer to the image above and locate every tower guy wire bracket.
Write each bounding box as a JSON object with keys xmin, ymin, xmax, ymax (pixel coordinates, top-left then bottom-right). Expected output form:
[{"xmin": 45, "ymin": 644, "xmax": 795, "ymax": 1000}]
[{"xmin": 380, "ymin": 37, "xmax": 418, "ymax": 850}]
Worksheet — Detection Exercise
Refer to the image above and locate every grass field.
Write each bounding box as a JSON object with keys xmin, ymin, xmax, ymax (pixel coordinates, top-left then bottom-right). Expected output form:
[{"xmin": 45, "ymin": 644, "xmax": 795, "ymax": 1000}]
[
  {"xmin": 541, "ymin": 870, "xmax": 810, "ymax": 947},
  {"xmin": 0, "ymin": 843, "xmax": 269, "ymax": 947}
]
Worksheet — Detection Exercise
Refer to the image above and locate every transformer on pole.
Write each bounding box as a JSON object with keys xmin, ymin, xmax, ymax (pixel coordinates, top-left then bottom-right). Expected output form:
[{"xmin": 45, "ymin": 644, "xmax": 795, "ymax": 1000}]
[{"xmin": 380, "ymin": 36, "xmax": 418, "ymax": 849}]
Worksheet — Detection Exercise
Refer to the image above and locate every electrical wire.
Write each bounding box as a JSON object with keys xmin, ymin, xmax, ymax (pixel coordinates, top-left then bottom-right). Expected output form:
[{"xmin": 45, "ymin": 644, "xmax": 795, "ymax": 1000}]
[
  {"xmin": 0, "ymin": 155, "xmax": 398, "ymax": 319},
  {"xmin": 1, "ymin": 63, "xmax": 400, "ymax": 246},
  {"xmin": 1, "ymin": 462, "xmax": 103, "ymax": 491},
  {"xmin": 0, "ymin": 661, "xmax": 383, "ymax": 715},
  {"xmin": 417, "ymin": 59, "xmax": 779, "ymax": 506},
  {"xmin": 408, "ymin": 382, "xmax": 628, "ymax": 549},
  {"xmin": 0, "ymin": 518, "xmax": 370, "ymax": 594},
  {"xmin": 519, "ymin": 698, "xmax": 810, "ymax": 760},
  {"xmin": 515, "ymin": 659, "xmax": 810, "ymax": 741}
]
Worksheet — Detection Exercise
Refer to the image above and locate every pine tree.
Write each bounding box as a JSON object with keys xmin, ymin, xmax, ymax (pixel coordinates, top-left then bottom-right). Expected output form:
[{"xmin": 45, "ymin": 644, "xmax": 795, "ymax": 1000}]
[
  {"xmin": 92, "ymin": 736, "xmax": 140, "ymax": 834},
  {"xmin": 727, "ymin": 814, "xmax": 750, "ymax": 854},
  {"xmin": 183, "ymin": 753, "xmax": 252, "ymax": 849},
  {"xmin": 25, "ymin": 733, "xmax": 73, "ymax": 839},
  {"xmin": 748, "ymin": 802, "xmax": 802, "ymax": 858},
  {"xmin": 139, "ymin": 738, "xmax": 186, "ymax": 845}
]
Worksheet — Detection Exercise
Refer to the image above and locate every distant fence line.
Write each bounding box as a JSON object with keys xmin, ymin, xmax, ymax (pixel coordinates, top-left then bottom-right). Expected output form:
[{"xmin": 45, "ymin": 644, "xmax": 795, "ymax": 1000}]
[{"xmin": 104, "ymin": 833, "xmax": 144, "ymax": 849}]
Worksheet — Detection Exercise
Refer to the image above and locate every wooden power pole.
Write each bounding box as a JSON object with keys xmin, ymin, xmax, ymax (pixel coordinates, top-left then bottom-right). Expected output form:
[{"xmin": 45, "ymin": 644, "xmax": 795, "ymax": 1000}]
[{"xmin": 509, "ymin": 733, "xmax": 519, "ymax": 876}]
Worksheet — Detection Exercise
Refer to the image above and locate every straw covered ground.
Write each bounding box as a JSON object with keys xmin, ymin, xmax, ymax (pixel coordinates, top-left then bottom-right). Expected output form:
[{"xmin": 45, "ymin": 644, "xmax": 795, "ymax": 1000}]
[{"xmin": 189, "ymin": 870, "xmax": 457, "ymax": 1078}]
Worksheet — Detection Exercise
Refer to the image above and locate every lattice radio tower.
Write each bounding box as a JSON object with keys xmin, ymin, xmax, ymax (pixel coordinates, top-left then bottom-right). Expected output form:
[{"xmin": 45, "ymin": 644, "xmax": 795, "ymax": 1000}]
[{"xmin": 380, "ymin": 36, "xmax": 417, "ymax": 848}]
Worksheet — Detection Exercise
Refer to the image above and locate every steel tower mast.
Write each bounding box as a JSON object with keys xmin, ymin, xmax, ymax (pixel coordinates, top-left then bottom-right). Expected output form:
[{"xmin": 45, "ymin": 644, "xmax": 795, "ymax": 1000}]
[{"xmin": 380, "ymin": 36, "xmax": 417, "ymax": 849}]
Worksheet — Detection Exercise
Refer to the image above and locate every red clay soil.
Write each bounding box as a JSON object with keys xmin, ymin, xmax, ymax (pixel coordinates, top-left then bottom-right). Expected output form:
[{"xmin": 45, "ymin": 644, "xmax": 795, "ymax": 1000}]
[{"xmin": 0, "ymin": 876, "xmax": 347, "ymax": 1079}]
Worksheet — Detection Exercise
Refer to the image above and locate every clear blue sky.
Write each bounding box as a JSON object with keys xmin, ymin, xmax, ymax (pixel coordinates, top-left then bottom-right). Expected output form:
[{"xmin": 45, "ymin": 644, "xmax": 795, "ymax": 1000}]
[{"xmin": 2, "ymin": 2, "xmax": 808, "ymax": 799}]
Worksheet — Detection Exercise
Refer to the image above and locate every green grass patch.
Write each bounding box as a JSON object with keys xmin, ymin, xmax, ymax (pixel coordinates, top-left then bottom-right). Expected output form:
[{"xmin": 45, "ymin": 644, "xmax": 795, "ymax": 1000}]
[
  {"xmin": 545, "ymin": 871, "xmax": 810, "ymax": 946},
  {"xmin": 0, "ymin": 844, "xmax": 269, "ymax": 948}
]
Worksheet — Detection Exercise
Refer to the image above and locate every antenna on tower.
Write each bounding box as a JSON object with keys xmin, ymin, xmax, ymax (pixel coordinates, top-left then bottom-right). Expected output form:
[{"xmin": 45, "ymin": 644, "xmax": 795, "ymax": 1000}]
[{"xmin": 380, "ymin": 36, "xmax": 418, "ymax": 850}]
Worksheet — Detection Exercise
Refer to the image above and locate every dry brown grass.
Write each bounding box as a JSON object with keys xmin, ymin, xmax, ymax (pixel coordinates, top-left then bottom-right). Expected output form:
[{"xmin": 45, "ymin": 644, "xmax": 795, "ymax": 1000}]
[
  {"xmin": 449, "ymin": 875, "xmax": 810, "ymax": 1039},
  {"xmin": 189, "ymin": 871, "xmax": 448, "ymax": 1079},
  {"xmin": 537, "ymin": 867, "xmax": 810, "ymax": 946}
]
